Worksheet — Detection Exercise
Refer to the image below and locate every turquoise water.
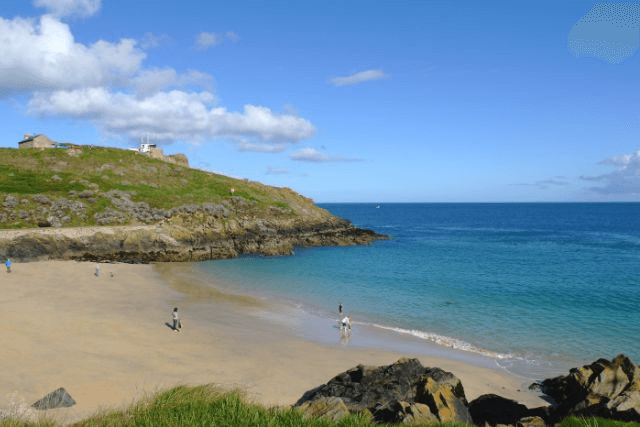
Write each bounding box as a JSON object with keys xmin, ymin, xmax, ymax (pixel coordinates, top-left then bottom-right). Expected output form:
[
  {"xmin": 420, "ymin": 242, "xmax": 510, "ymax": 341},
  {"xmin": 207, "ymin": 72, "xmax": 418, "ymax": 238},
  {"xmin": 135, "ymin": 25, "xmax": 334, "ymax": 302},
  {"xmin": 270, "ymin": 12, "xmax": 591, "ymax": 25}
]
[{"xmin": 194, "ymin": 203, "xmax": 640, "ymax": 379}]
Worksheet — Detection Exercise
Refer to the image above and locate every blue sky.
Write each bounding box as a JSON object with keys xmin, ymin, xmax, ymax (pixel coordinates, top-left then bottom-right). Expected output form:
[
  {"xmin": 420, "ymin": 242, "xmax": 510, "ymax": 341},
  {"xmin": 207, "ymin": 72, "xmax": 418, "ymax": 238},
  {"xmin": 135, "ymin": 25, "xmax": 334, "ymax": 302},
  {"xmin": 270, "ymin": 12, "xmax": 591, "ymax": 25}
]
[{"xmin": 1, "ymin": 0, "xmax": 640, "ymax": 202}]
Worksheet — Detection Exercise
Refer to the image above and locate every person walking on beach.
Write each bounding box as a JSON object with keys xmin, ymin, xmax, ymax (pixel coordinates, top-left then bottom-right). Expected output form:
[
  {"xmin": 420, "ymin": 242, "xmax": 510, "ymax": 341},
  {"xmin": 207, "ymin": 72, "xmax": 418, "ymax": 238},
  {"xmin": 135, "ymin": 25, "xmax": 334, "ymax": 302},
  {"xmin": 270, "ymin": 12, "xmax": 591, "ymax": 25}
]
[
  {"xmin": 338, "ymin": 303, "xmax": 343, "ymax": 316},
  {"xmin": 341, "ymin": 315, "xmax": 351, "ymax": 330},
  {"xmin": 5, "ymin": 259, "xmax": 11, "ymax": 273},
  {"xmin": 172, "ymin": 307, "xmax": 181, "ymax": 332}
]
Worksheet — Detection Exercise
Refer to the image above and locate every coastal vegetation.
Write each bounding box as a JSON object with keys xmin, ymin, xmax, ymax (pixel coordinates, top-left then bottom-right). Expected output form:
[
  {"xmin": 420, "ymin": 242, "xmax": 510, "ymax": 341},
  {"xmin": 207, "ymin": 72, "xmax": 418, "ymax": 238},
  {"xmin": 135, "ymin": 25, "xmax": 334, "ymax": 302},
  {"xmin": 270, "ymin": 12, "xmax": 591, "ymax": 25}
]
[
  {"xmin": 0, "ymin": 146, "xmax": 314, "ymax": 229},
  {"xmin": 0, "ymin": 146, "xmax": 386, "ymax": 262},
  {"xmin": 1, "ymin": 385, "xmax": 639, "ymax": 427}
]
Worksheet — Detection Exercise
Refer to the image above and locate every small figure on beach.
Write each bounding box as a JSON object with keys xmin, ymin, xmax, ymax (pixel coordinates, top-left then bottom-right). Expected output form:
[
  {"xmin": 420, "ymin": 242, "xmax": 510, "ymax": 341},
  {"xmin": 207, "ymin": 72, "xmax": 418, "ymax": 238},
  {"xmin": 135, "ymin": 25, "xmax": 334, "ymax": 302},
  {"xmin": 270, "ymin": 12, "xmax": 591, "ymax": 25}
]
[
  {"xmin": 95, "ymin": 264, "xmax": 101, "ymax": 277},
  {"xmin": 338, "ymin": 303, "xmax": 343, "ymax": 316},
  {"xmin": 5, "ymin": 259, "xmax": 11, "ymax": 273},
  {"xmin": 339, "ymin": 321, "xmax": 352, "ymax": 346},
  {"xmin": 172, "ymin": 307, "xmax": 181, "ymax": 332},
  {"xmin": 340, "ymin": 315, "xmax": 351, "ymax": 331}
]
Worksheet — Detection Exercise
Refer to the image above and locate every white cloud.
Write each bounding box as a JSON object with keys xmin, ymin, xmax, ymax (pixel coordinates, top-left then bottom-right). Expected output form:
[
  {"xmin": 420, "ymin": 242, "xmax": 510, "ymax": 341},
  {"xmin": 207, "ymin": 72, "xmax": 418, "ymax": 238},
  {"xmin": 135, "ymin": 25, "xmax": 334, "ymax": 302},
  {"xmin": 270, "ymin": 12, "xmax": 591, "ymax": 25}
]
[
  {"xmin": 511, "ymin": 176, "xmax": 569, "ymax": 189},
  {"xmin": 195, "ymin": 31, "xmax": 239, "ymax": 50},
  {"xmin": 28, "ymin": 88, "xmax": 315, "ymax": 143},
  {"xmin": 290, "ymin": 147, "xmax": 361, "ymax": 162},
  {"xmin": 1, "ymin": 12, "xmax": 312, "ymax": 146},
  {"xmin": 33, "ymin": 0, "xmax": 101, "ymax": 17},
  {"xmin": 220, "ymin": 105, "xmax": 315, "ymax": 141},
  {"xmin": 328, "ymin": 69, "xmax": 390, "ymax": 87},
  {"xmin": 291, "ymin": 148, "xmax": 329, "ymax": 162},
  {"xmin": 237, "ymin": 141, "xmax": 287, "ymax": 153},
  {"xmin": 225, "ymin": 32, "xmax": 239, "ymax": 43},
  {"xmin": 580, "ymin": 149, "xmax": 640, "ymax": 195},
  {"xmin": 132, "ymin": 68, "xmax": 214, "ymax": 97},
  {"xmin": 0, "ymin": 15, "xmax": 144, "ymax": 94},
  {"xmin": 139, "ymin": 32, "xmax": 172, "ymax": 50},
  {"xmin": 195, "ymin": 32, "xmax": 221, "ymax": 50},
  {"xmin": 266, "ymin": 166, "xmax": 289, "ymax": 175}
]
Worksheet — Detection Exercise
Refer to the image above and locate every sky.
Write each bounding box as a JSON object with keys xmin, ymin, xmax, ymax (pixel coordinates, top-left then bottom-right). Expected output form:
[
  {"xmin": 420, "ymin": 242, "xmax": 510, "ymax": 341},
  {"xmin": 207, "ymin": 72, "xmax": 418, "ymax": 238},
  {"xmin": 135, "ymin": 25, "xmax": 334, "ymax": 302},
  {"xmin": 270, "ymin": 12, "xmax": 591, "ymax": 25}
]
[{"xmin": 1, "ymin": 0, "xmax": 640, "ymax": 203}]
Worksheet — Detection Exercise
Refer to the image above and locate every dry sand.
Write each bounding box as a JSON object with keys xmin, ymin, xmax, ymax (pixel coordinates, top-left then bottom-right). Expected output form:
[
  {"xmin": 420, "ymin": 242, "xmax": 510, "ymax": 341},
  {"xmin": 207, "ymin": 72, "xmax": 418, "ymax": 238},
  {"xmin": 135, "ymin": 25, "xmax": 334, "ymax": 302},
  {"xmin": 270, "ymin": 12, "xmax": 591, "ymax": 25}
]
[{"xmin": 0, "ymin": 261, "xmax": 547, "ymax": 425}]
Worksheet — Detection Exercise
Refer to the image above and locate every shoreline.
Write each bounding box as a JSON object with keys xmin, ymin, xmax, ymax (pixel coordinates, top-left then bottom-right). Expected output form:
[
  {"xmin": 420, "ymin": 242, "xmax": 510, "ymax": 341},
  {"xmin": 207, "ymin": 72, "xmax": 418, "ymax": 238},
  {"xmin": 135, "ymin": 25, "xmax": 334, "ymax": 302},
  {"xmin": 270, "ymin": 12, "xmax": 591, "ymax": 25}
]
[
  {"xmin": 1, "ymin": 261, "xmax": 548, "ymax": 425},
  {"xmin": 187, "ymin": 259, "xmax": 581, "ymax": 381}
]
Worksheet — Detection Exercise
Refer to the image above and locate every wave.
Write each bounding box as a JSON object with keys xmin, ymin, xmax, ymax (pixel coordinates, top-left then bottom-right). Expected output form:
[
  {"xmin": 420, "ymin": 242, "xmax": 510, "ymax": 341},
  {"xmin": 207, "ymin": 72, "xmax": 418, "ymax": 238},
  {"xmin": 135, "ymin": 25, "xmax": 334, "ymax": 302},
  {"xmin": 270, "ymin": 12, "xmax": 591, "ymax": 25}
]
[{"xmin": 366, "ymin": 322, "xmax": 514, "ymax": 360}]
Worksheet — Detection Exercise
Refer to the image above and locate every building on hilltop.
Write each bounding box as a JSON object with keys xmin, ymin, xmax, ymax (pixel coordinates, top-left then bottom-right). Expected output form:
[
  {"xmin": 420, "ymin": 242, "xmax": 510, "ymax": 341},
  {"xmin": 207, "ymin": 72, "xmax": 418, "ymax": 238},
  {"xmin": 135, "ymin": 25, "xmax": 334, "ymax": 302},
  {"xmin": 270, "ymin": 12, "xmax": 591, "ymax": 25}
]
[
  {"xmin": 18, "ymin": 133, "xmax": 56, "ymax": 149},
  {"xmin": 131, "ymin": 142, "xmax": 189, "ymax": 167}
]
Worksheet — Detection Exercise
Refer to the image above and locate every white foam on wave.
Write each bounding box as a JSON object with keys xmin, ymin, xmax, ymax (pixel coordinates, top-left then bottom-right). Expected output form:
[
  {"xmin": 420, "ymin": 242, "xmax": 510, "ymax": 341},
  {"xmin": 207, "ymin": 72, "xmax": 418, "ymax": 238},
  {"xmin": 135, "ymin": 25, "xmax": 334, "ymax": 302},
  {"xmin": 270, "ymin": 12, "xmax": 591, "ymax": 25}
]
[{"xmin": 368, "ymin": 323, "xmax": 514, "ymax": 360}]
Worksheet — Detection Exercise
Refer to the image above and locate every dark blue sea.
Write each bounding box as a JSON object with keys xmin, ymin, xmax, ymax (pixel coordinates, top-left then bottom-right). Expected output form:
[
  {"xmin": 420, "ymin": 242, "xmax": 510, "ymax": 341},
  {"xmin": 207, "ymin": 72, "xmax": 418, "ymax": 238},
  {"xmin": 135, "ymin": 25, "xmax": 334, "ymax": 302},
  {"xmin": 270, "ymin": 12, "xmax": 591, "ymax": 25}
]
[{"xmin": 194, "ymin": 203, "xmax": 640, "ymax": 379}]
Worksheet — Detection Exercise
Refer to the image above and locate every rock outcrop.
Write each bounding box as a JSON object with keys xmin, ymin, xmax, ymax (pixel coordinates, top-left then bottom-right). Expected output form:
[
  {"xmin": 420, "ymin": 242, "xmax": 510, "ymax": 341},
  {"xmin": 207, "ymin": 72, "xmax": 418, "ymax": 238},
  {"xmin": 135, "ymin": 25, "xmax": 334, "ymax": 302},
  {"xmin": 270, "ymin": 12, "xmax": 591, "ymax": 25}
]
[
  {"xmin": 294, "ymin": 355, "xmax": 640, "ymax": 426},
  {"xmin": 468, "ymin": 394, "xmax": 548, "ymax": 427},
  {"xmin": 31, "ymin": 388, "xmax": 75, "ymax": 410},
  {"xmin": 294, "ymin": 357, "xmax": 473, "ymax": 424},
  {"xmin": 530, "ymin": 354, "xmax": 640, "ymax": 422},
  {"xmin": 0, "ymin": 213, "xmax": 386, "ymax": 263}
]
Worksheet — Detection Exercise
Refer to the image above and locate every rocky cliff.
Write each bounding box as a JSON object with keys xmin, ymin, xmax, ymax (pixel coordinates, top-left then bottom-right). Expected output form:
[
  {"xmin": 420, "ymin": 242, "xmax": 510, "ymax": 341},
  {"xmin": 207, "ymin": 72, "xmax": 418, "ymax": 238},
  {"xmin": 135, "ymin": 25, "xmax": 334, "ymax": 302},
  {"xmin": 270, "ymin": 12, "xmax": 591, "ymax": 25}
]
[
  {"xmin": 0, "ymin": 200, "xmax": 387, "ymax": 263},
  {"xmin": 0, "ymin": 146, "xmax": 388, "ymax": 263}
]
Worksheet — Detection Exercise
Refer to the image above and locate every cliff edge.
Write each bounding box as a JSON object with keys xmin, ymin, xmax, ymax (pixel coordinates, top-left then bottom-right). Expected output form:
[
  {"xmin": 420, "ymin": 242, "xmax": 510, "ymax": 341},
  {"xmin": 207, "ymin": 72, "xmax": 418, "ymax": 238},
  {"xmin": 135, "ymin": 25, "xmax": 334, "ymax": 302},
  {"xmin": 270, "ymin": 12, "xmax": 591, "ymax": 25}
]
[{"xmin": 0, "ymin": 146, "xmax": 387, "ymax": 262}]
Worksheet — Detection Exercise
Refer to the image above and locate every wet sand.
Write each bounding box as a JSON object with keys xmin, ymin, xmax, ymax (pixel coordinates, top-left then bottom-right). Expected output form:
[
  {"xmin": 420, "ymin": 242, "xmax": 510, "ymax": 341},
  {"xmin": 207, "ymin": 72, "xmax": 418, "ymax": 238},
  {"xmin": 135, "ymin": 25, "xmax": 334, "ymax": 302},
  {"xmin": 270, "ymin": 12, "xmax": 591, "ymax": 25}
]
[{"xmin": 0, "ymin": 261, "xmax": 547, "ymax": 425}]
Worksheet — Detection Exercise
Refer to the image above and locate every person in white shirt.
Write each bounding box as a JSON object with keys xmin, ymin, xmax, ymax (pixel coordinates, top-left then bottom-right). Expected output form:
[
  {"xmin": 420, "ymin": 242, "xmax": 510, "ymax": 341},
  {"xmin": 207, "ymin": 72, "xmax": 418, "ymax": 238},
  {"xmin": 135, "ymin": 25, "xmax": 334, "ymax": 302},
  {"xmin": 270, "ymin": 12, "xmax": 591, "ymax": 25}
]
[{"xmin": 341, "ymin": 315, "xmax": 351, "ymax": 330}]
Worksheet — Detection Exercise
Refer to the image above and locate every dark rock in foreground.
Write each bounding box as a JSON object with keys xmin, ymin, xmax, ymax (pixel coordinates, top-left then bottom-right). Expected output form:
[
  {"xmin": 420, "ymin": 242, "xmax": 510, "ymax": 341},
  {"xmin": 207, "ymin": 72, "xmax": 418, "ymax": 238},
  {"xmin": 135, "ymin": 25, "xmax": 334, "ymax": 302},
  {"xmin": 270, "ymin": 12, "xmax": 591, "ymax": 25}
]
[
  {"xmin": 530, "ymin": 354, "xmax": 640, "ymax": 423},
  {"xmin": 468, "ymin": 394, "xmax": 548, "ymax": 427},
  {"xmin": 294, "ymin": 355, "xmax": 640, "ymax": 425},
  {"xmin": 294, "ymin": 357, "xmax": 473, "ymax": 424},
  {"xmin": 31, "ymin": 387, "xmax": 75, "ymax": 410}
]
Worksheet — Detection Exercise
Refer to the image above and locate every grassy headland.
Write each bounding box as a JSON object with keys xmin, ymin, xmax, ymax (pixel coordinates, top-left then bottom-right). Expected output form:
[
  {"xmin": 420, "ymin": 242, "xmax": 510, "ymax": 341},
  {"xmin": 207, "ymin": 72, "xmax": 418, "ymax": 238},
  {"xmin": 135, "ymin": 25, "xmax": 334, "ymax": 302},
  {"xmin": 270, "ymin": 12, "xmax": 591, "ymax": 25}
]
[{"xmin": 0, "ymin": 145, "xmax": 318, "ymax": 229}]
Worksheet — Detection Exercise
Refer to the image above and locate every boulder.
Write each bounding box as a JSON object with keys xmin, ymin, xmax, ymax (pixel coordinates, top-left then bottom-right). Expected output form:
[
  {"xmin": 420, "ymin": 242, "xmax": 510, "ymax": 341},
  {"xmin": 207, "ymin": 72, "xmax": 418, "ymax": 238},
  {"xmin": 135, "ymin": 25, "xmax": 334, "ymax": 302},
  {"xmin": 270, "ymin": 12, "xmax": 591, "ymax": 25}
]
[
  {"xmin": 370, "ymin": 400, "xmax": 438, "ymax": 424},
  {"xmin": 516, "ymin": 415, "xmax": 547, "ymax": 427},
  {"xmin": 530, "ymin": 354, "xmax": 640, "ymax": 422},
  {"xmin": 31, "ymin": 387, "xmax": 75, "ymax": 410},
  {"xmin": 469, "ymin": 394, "xmax": 532, "ymax": 426},
  {"xmin": 294, "ymin": 357, "xmax": 472, "ymax": 424},
  {"xmin": 295, "ymin": 396, "xmax": 350, "ymax": 421}
]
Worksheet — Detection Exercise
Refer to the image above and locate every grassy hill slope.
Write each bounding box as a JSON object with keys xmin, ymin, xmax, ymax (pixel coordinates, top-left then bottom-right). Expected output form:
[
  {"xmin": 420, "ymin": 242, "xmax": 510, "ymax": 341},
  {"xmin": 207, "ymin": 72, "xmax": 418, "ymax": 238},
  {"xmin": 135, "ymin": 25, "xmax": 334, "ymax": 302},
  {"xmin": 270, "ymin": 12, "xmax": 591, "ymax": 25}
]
[{"xmin": 0, "ymin": 146, "xmax": 321, "ymax": 229}]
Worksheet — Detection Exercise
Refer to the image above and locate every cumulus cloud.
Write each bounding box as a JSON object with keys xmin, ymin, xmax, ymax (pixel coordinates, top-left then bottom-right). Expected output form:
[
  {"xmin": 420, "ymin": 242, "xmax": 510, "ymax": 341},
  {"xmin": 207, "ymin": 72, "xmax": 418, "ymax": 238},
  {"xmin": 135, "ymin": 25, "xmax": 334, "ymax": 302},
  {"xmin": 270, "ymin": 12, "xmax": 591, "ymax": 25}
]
[
  {"xmin": 1, "ymin": 12, "xmax": 313, "ymax": 146},
  {"xmin": 195, "ymin": 32, "xmax": 222, "ymax": 50},
  {"xmin": 290, "ymin": 147, "xmax": 361, "ymax": 162},
  {"xmin": 131, "ymin": 68, "xmax": 214, "ymax": 97},
  {"xmin": 0, "ymin": 15, "xmax": 144, "ymax": 94},
  {"xmin": 237, "ymin": 141, "xmax": 287, "ymax": 153},
  {"xmin": 33, "ymin": 0, "xmax": 101, "ymax": 17},
  {"xmin": 28, "ymin": 88, "xmax": 315, "ymax": 143},
  {"xmin": 195, "ymin": 31, "xmax": 238, "ymax": 50},
  {"xmin": 221, "ymin": 105, "xmax": 315, "ymax": 141},
  {"xmin": 328, "ymin": 69, "xmax": 390, "ymax": 87},
  {"xmin": 580, "ymin": 149, "xmax": 640, "ymax": 195}
]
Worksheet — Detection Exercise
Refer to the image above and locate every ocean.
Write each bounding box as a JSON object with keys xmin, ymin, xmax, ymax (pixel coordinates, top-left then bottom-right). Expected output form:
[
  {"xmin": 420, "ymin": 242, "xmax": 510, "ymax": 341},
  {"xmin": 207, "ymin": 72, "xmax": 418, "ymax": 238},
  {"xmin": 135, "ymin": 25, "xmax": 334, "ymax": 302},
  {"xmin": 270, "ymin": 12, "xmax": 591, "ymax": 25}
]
[{"xmin": 192, "ymin": 203, "xmax": 640, "ymax": 380}]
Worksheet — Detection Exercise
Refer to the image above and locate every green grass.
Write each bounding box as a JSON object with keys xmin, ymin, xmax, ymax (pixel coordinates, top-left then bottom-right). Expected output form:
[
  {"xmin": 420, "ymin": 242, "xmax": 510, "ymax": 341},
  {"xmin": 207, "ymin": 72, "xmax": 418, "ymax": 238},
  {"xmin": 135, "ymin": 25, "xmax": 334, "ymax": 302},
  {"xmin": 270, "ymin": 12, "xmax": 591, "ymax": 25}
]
[
  {"xmin": 0, "ymin": 385, "xmax": 461, "ymax": 427},
  {"xmin": 0, "ymin": 146, "xmax": 312, "ymax": 229},
  {"xmin": 2, "ymin": 385, "xmax": 640, "ymax": 427},
  {"xmin": 559, "ymin": 417, "xmax": 640, "ymax": 427}
]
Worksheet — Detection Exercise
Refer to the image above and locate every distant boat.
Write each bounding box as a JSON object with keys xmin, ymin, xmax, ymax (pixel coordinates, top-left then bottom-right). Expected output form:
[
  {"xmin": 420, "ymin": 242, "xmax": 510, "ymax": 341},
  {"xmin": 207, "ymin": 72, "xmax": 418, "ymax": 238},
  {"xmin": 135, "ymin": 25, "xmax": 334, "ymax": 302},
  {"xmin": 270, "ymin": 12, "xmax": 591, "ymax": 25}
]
[{"xmin": 375, "ymin": 204, "xmax": 380, "ymax": 209}]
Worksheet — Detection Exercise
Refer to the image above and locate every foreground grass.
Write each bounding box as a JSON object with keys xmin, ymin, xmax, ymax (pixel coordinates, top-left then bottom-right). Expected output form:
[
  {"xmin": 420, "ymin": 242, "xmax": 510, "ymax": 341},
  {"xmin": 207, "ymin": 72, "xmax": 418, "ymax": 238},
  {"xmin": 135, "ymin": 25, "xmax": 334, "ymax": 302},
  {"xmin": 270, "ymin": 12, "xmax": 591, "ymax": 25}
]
[
  {"xmin": 0, "ymin": 385, "xmax": 458, "ymax": 427},
  {"xmin": 560, "ymin": 417, "xmax": 640, "ymax": 427},
  {"xmin": 2, "ymin": 385, "xmax": 639, "ymax": 427}
]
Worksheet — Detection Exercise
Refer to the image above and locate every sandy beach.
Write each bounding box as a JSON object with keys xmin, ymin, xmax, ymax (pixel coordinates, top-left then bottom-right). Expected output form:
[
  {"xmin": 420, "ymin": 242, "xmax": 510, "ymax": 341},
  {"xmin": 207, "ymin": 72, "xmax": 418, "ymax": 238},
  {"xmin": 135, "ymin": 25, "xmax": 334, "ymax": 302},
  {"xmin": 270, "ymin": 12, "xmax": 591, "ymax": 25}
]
[{"xmin": 0, "ymin": 261, "xmax": 547, "ymax": 425}]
